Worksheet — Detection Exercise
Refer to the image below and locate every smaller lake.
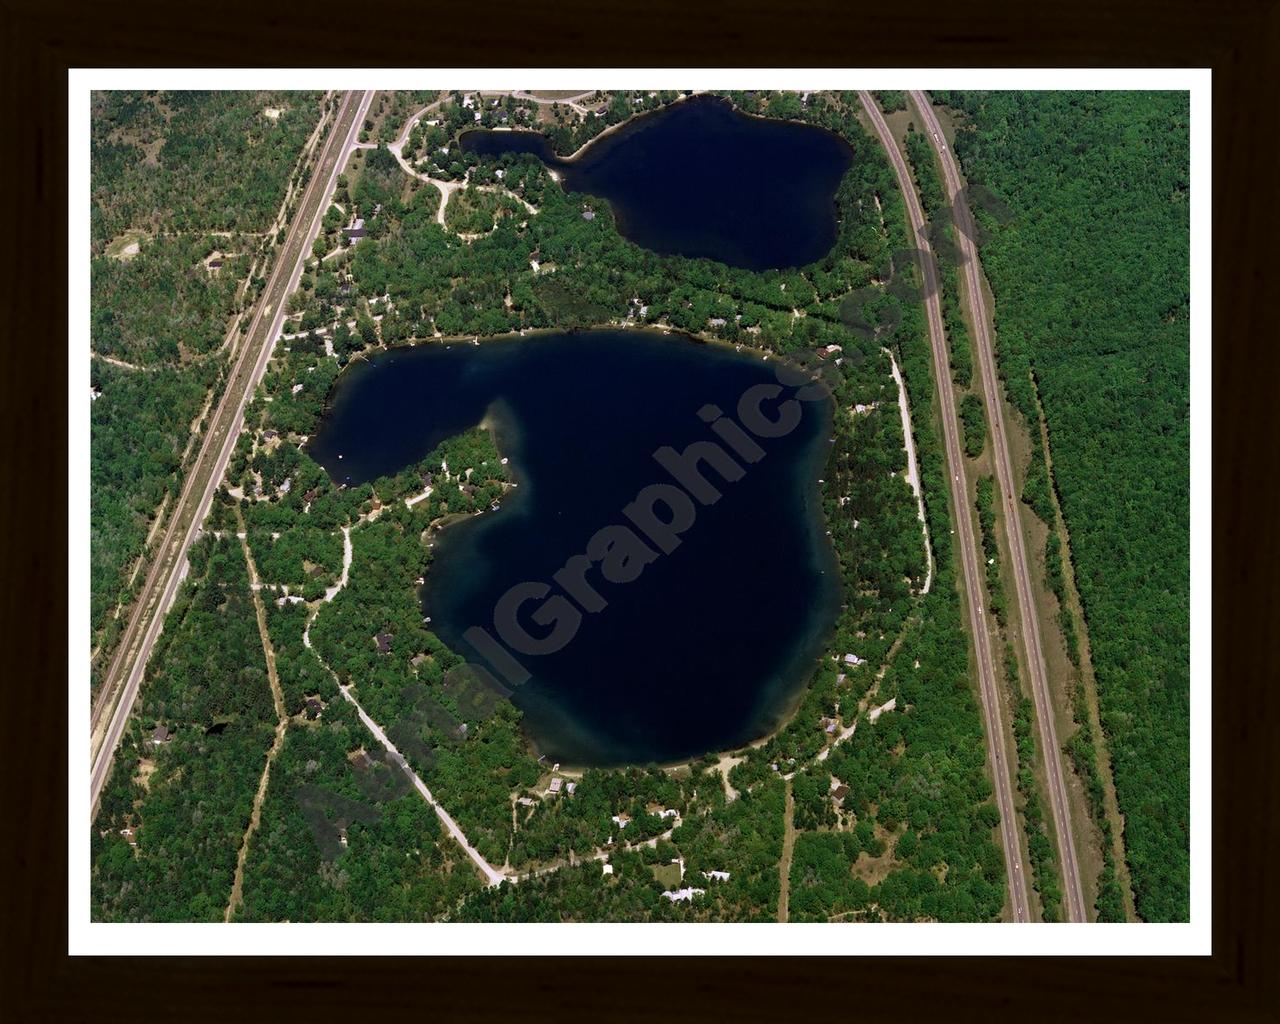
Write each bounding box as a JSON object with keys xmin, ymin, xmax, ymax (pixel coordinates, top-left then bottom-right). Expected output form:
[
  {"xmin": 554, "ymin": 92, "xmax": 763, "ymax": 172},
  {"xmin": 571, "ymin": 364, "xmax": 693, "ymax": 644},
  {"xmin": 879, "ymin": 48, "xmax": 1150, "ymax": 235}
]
[
  {"xmin": 307, "ymin": 330, "xmax": 841, "ymax": 766},
  {"xmin": 460, "ymin": 96, "xmax": 854, "ymax": 271}
]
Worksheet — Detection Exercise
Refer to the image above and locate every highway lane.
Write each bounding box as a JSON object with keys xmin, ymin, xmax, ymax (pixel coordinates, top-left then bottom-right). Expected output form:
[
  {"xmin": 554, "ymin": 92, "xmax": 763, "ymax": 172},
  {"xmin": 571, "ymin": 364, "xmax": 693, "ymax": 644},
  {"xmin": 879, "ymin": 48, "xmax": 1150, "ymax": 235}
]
[
  {"xmin": 85, "ymin": 104, "xmax": 336, "ymax": 731},
  {"xmin": 858, "ymin": 92, "xmax": 1032, "ymax": 923},
  {"xmin": 89, "ymin": 90, "xmax": 376, "ymax": 814},
  {"xmin": 909, "ymin": 91, "xmax": 1087, "ymax": 922}
]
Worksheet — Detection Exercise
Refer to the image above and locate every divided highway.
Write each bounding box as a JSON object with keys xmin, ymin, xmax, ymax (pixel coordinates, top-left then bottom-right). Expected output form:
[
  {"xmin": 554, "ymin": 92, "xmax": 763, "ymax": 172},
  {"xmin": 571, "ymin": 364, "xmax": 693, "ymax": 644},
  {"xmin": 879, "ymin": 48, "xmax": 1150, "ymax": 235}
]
[
  {"xmin": 858, "ymin": 92, "xmax": 1032, "ymax": 923},
  {"xmin": 90, "ymin": 90, "xmax": 377, "ymax": 815},
  {"xmin": 909, "ymin": 92, "xmax": 1087, "ymax": 922}
]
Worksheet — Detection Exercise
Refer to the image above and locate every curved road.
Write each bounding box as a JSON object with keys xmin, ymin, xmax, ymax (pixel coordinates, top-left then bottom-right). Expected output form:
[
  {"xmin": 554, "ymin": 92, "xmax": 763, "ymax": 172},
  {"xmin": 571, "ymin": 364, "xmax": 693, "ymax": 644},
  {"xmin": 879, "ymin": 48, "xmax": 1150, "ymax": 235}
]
[
  {"xmin": 909, "ymin": 91, "xmax": 1087, "ymax": 922},
  {"xmin": 89, "ymin": 90, "xmax": 377, "ymax": 815},
  {"xmin": 858, "ymin": 92, "xmax": 1031, "ymax": 923}
]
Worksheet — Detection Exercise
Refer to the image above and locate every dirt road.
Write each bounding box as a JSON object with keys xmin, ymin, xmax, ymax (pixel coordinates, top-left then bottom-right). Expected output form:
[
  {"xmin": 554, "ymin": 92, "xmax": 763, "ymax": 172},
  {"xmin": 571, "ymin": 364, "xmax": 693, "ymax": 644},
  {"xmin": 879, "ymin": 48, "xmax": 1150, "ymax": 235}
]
[
  {"xmin": 886, "ymin": 346, "xmax": 934, "ymax": 594},
  {"xmin": 909, "ymin": 91, "xmax": 1087, "ymax": 922},
  {"xmin": 89, "ymin": 90, "xmax": 376, "ymax": 816},
  {"xmin": 337, "ymin": 683, "xmax": 508, "ymax": 886},
  {"xmin": 225, "ymin": 523, "xmax": 289, "ymax": 921},
  {"xmin": 778, "ymin": 778, "xmax": 795, "ymax": 922},
  {"xmin": 858, "ymin": 92, "xmax": 1031, "ymax": 923}
]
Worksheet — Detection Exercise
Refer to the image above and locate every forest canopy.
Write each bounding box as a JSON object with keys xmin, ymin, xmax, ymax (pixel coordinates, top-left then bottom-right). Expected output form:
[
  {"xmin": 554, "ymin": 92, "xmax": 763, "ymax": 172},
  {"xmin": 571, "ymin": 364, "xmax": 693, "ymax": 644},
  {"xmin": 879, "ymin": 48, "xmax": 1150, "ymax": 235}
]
[
  {"xmin": 90, "ymin": 92, "xmax": 325, "ymax": 670},
  {"xmin": 934, "ymin": 90, "xmax": 1190, "ymax": 922}
]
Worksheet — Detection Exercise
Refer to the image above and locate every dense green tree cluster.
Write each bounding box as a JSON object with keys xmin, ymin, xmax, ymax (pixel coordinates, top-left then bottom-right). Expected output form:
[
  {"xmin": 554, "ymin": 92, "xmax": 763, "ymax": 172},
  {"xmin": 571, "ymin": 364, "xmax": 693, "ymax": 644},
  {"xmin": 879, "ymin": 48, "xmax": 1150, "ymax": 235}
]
[
  {"xmin": 1043, "ymin": 530, "xmax": 1080, "ymax": 665},
  {"xmin": 713, "ymin": 341, "xmax": 929, "ymax": 809},
  {"xmin": 350, "ymin": 145, "xmax": 407, "ymax": 218},
  {"xmin": 93, "ymin": 91, "xmax": 1030, "ymax": 923},
  {"xmin": 1005, "ymin": 645, "xmax": 1063, "ymax": 920},
  {"xmin": 1019, "ymin": 447, "xmax": 1056, "ymax": 524},
  {"xmin": 797, "ymin": 149, "xmax": 1011, "ymax": 922},
  {"xmin": 960, "ymin": 392, "xmax": 987, "ymax": 458},
  {"xmin": 721, "ymin": 153, "xmax": 1009, "ymax": 922},
  {"xmin": 801, "ymin": 583, "xmax": 1006, "ymax": 923},
  {"xmin": 89, "ymin": 231, "xmax": 247, "ymax": 649},
  {"xmin": 791, "ymin": 766, "xmax": 838, "ymax": 831},
  {"xmin": 1064, "ymin": 674, "xmax": 1127, "ymax": 921},
  {"xmin": 91, "ymin": 538, "xmax": 274, "ymax": 920},
  {"xmin": 460, "ymin": 772, "xmax": 784, "ymax": 922},
  {"xmin": 939, "ymin": 262, "xmax": 974, "ymax": 388},
  {"xmin": 299, "ymin": 433, "xmax": 539, "ymax": 867},
  {"xmin": 488, "ymin": 763, "xmax": 774, "ymax": 919},
  {"xmin": 266, "ymin": 602, "xmax": 336, "ymax": 716},
  {"xmin": 246, "ymin": 523, "xmax": 342, "ymax": 601},
  {"xmin": 934, "ymin": 90, "xmax": 1190, "ymax": 920},
  {"xmin": 905, "ymin": 129, "xmax": 947, "ymax": 220},
  {"xmin": 90, "ymin": 92, "xmax": 325, "ymax": 664},
  {"xmin": 443, "ymin": 186, "xmax": 522, "ymax": 234},
  {"xmin": 874, "ymin": 91, "xmax": 908, "ymax": 114},
  {"xmin": 308, "ymin": 514, "xmax": 449, "ymax": 698},
  {"xmin": 465, "ymin": 155, "xmax": 553, "ymax": 207},
  {"xmin": 234, "ymin": 427, "xmax": 331, "ymax": 513},
  {"xmin": 90, "ymin": 359, "xmax": 219, "ymax": 652},
  {"xmin": 92, "ymin": 235, "xmax": 250, "ymax": 364},
  {"xmin": 369, "ymin": 427, "xmax": 510, "ymax": 510},
  {"xmin": 235, "ymin": 691, "xmax": 477, "ymax": 921},
  {"xmin": 362, "ymin": 90, "xmax": 440, "ymax": 146},
  {"xmin": 901, "ymin": 128, "xmax": 975, "ymax": 392},
  {"xmin": 788, "ymin": 830, "xmax": 875, "ymax": 920},
  {"xmin": 665, "ymin": 778, "xmax": 786, "ymax": 921},
  {"xmin": 455, "ymin": 856, "xmax": 686, "ymax": 922},
  {"xmin": 91, "ymin": 90, "xmax": 325, "ymax": 246},
  {"xmin": 314, "ymin": 96, "xmax": 898, "ymax": 351},
  {"xmin": 507, "ymin": 767, "xmax": 686, "ymax": 868},
  {"xmin": 975, "ymin": 475, "xmax": 1006, "ymax": 625}
]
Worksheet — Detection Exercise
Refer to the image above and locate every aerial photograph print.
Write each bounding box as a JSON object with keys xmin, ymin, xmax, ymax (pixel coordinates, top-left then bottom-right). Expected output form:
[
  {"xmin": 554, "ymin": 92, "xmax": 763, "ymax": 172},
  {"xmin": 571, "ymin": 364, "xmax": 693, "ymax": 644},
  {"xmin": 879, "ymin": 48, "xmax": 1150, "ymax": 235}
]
[{"xmin": 81, "ymin": 77, "xmax": 1196, "ymax": 942}]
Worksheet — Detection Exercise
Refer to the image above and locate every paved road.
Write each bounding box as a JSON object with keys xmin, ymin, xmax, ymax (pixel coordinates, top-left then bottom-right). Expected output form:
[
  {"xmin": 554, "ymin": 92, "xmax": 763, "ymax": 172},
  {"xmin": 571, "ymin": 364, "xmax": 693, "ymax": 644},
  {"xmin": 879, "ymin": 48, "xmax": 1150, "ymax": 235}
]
[
  {"xmin": 858, "ymin": 92, "xmax": 1032, "ymax": 923},
  {"xmin": 89, "ymin": 90, "xmax": 376, "ymax": 815},
  {"xmin": 909, "ymin": 91, "xmax": 1087, "ymax": 922}
]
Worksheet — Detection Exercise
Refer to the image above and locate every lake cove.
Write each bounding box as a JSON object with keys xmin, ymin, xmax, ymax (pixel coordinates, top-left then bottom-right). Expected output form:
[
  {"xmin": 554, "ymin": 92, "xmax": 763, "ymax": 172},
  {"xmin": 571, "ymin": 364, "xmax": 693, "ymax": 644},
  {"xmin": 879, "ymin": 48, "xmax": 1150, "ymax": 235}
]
[
  {"xmin": 460, "ymin": 96, "xmax": 854, "ymax": 272},
  {"xmin": 308, "ymin": 330, "xmax": 841, "ymax": 766}
]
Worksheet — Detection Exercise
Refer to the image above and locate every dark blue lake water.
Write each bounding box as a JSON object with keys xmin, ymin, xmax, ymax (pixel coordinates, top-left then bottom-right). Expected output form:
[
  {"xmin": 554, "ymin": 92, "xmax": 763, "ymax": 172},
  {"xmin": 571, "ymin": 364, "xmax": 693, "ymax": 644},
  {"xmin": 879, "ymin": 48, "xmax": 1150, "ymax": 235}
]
[
  {"xmin": 460, "ymin": 96, "xmax": 854, "ymax": 271},
  {"xmin": 308, "ymin": 330, "xmax": 840, "ymax": 765}
]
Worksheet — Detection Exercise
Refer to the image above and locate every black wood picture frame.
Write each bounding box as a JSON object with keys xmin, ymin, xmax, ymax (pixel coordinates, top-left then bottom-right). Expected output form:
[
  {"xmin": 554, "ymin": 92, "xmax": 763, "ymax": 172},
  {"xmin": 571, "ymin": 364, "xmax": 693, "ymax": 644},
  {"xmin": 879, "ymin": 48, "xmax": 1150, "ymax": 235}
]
[{"xmin": 3, "ymin": 0, "xmax": 1273, "ymax": 1018}]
